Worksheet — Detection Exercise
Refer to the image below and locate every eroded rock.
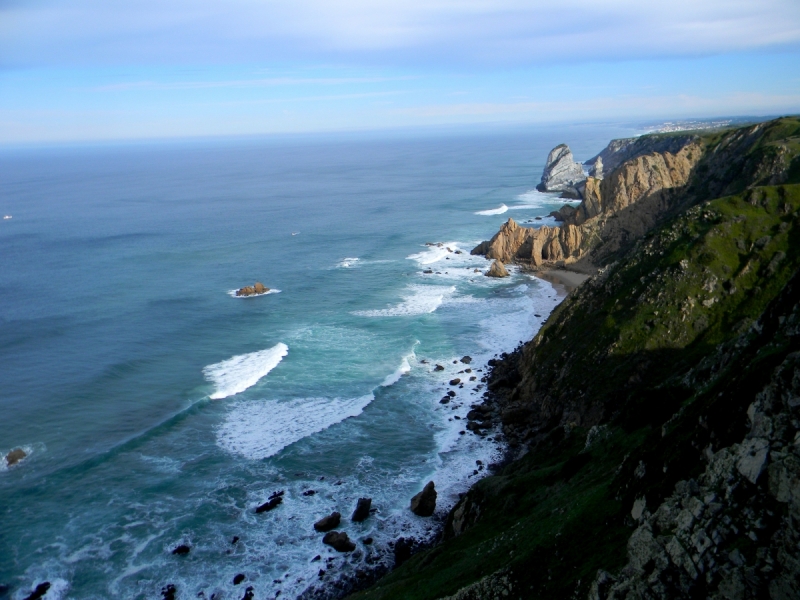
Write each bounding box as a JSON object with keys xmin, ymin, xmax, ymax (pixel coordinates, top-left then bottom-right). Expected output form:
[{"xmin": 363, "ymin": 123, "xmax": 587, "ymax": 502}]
[{"xmin": 410, "ymin": 481, "xmax": 437, "ymax": 516}]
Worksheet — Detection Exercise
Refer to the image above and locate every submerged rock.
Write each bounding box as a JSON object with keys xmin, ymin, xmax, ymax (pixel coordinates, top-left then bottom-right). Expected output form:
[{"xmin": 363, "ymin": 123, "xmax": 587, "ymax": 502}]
[
  {"xmin": 410, "ymin": 481, "xmax": 437, "ymax": 516},
  {"xmin": 486, "ymin": 260, "xmax": 509, "ymax": 278},
  {"xmin": 323, "ymin": 531, "xmax": 356, "ymax": 552},
  {"xmin": 5, "ymin": 448, "xmax": 26, "ymax": 467},
  {"xmin": 313, "ymin": 511, "xmax": 341, "ymax": 532},
  {"xmin": 171, "ymin": 544, "xmax": 191, "ymax": 555},
  {"xmin": 351, "ymin": 498, "xmax": 372, "ymax": 522}
]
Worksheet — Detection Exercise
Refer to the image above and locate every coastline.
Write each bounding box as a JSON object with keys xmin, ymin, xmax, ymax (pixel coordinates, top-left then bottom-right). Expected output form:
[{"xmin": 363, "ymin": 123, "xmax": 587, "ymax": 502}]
[{"xmin": 532, "ymin": 268, "xmax": 590, "ymax": 296}]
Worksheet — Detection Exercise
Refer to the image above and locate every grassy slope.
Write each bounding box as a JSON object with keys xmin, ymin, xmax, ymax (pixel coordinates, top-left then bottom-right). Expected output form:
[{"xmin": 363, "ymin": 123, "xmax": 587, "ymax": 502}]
[{"xmin": 350, "ymin": 119, "xmax": 800, "ymax": 600}]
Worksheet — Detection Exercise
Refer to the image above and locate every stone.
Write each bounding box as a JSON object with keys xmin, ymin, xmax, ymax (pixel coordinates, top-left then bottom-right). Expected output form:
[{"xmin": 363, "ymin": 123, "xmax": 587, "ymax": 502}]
[
  {"xmin": 5, "ymin": 448, "xmax": 26, "ymax": 466},
  {"xmin": 172, "ymin": 544, "xmax": 191, "ymax": 555},
  {"xmin": 22, "ymin": 583, "xmax": 50, "ymax": 600},
  {"xmin": 486, "ymin": 260, "xmax": 509, "ymax": 278},
  {"xmin": 590, "ymin": 156, "xmax": 604, "ymax": 179},
  {"xmin": 439, "ymin": 396, "xmax": 450, "ymax": 404},
  {"xmin": 461, "ymin": 356, "xmax": 472, "ymax": 364},
  {"xmin": 253, "ymin": 282, "xmax": 267, "ymax": 294},
  {"xmin": 736, "ymin": 438, "xmax": 770, "ymax": 484},
  {"xmin": 322, "ymin": 531, "xmax": 356, "ymax": 552},
  {"xmin": 160, "ymin": 584, "xmax": 176, "ymax": 600},
  {"xmin": 536, "ymin": 144, "xmax": 586, "ymax": 195},
  {"xmin": 241, "ymin": 586, "xmax": 255, "ymax": 600},
  {"xmin": 351, "ymin": 498, "xmax": 372, "ymax": 522},
  {"xmin": 394, "ymin": 537, "xmax": 414, "ymax": 567},
  {"xmin": 434, "ymin": 364, "xmax": 445, "ymax": 371},
  {"xmin": 256, "ymin": 490, "xmax": 284, "ymax": 513},
  {"xmin": 631, "ymin": 496, "xmax": 647, "ymax": 521},
  {"xmin": 410, "ymin": 481, "xmax": 437, "ymax": 516},
  {"xmin": 449, "ymin": 378, "xmax": 461, "ymax": 385},
  {"xmin": 233, "ymin": 574, "xmax": 245, "ymax": 585},
  {"xmin": 303, "ymin": 490, "xmax": 316, "ymax": 496},
  {"xmin": 313, "ymin": 511, "xmax": 341, "ymax": 532}
]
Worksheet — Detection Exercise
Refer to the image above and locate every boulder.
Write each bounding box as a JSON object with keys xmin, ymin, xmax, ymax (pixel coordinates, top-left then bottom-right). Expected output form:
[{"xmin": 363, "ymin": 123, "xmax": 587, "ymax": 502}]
[
  {"xmin": 6, "ymin": 448, "xmax": 26, "ymax": 466},
  {"xmin": 233, "ymin": 574, "xmax": 245, "ymax": 585},
  {"xmin": 486, "ymin": 260, "xmax": 509, "ymax": 278},
  {"xmin": 351, "ymin": 498, "xmax": 372, "ymax": 522},
  {"xmin": 394, "ymin": 537, "xmax": 415, "ymax": 567},
  {"xmin": 160, "ymin": 584, "xmax": 176, "ymax": 600},
  {"xmin": 241, "ymin": 586, "xmax": 255, "ymax": 600},
  {"xmin": 22, "ymin": 582, "xmax": 50, "ymax": 600},
  {"xmin": 253, "ymin": 282, "xmax": 267, "ymax": 294},
  {"xmin": 410, "ymin": 481, "xmax": 437, "ymax": 516},
  {"xmin": 434, "ymin": 364, "xmax": 445, "ymax": 372},
  {"xmin": 255, "ymin": 490, "xmax": 284, "ymax": 513},
  {"xmin": 461, "ymin": 356, "xmax": 472, "ymax": 364},
  {"xmin": 449, "ymin": 378, "xmax": 461, "ymax": 385},
  {"xmin": 322, "ymin": 531, "xmax": 356, "ymax": 552},
  {"xmin": 536, "ymin": 144, "xmax": 586, "ymax": 195},
  {"xmin": 313, "ymin": 511, "xmax": 341, "ymax": 532},
  {"xmin": 172, "ymin": 544, "xmax": 191, "ymax": 555}
]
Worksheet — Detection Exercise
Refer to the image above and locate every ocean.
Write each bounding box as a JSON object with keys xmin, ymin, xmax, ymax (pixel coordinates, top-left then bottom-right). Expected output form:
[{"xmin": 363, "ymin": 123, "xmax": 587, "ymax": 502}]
[{"xmin": 0, "ymin": 123, "xmax": 636, "ymax": 599}]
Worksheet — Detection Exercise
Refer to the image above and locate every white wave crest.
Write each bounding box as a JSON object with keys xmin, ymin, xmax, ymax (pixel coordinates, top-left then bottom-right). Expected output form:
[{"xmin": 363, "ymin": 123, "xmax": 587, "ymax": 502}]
[
  {"xmin": 203, "ymin": 343, "xmax": 288, "ymax": 400},
  {"xmin": 353, "ymin": 285, "xmax": 455, "ymax": 317},
  {"xmin": 216, "ymin": 394, "xmax": 374, "ymax": 459},
  {"xmin": 336, "ymin": 257, "xmax": 360, "ymax": 268},
  {"xmin": 475, "ymin": 204, "xmax": 508, "ymax": 215},
  {"xmin": 380, "ymin": 353, "xmax": 414, "ymax": 387},
  {"xmin": 406, "ymin": 242, "xmax": 461, "ymax": 265}
]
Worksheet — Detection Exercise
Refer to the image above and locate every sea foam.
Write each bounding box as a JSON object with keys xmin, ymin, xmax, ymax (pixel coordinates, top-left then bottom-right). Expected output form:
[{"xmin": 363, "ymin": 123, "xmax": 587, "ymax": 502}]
[
  {"xmin": 216, "ymin": 394, "xmax": 375, "ymax": 459},
  {"xmin": 475, "ymin": 204, "xmax": 508, "ymax": 216},
  {"xmin": 353, "ymin": 285, "xmax": 455, "ymax": 317},
  {"xmin": 406, "ymin": 242, "xmax": 462, "ymax": 265},
  {"xmin": 203, "ymin": 343, "xmax": 288, "ymax": 399}
]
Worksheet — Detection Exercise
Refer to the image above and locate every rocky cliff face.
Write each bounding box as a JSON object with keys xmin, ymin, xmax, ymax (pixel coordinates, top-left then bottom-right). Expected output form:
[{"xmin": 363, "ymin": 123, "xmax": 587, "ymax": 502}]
[
  {"xmin": 536, "ymin": 144, "xmax": 586, "ymax": 197},
  {"xmin": 473, "ymin": 138, "xmax": 703, "ymax": 270},
  {"xmin": 351, "ymin": 118, "xmax": 800, "ymax": 600}
]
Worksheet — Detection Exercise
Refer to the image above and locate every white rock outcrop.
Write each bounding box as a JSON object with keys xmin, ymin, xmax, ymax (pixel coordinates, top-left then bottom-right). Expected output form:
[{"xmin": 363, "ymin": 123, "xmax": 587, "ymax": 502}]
[{"xmin": 536, "ymin": 144, "xmax": 586, "ymax": 196}]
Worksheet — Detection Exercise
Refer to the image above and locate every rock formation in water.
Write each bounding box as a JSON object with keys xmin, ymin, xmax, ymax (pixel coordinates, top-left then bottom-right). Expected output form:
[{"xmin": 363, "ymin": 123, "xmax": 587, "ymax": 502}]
[
  {"xmin": 5, "ymin": 448, "xmax": 26, "ymax": 467},
  {"xmin": 486, "ymin": 260, "xmax": 509, "ymax": 278},
  {"xmin": 236, "ymin": 282, "xmax": 269, "ymax": 297},
  {"xmin": 536, "ymin": 144, "xmax": 586, "ymax": 198},
  {"xmin": 473, "ymin": 137, "xmax": 704, "ymax": 270},
  {"xmin": 410, "ymin": 481, "xmax": 437, "ymax": 517}
]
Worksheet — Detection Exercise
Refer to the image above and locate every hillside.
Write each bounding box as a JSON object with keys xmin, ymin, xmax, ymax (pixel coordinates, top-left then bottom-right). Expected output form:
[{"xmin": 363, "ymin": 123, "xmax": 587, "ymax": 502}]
[{"xmin": 350, "ymin": 117, "xmax": 800, "ymax": 600}]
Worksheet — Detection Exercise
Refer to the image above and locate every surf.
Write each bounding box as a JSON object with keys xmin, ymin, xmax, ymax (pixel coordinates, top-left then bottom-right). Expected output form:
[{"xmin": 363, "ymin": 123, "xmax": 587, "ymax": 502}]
[{"xmin": 203, "ymin": 343, "xmax": 288, "ymax": 400}]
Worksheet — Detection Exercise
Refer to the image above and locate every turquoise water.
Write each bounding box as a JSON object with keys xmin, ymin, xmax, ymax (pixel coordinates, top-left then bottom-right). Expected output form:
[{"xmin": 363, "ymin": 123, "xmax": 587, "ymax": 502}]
[{"xmin": 0, "ymin": 125, "xmax": 634, "ymax": 599}]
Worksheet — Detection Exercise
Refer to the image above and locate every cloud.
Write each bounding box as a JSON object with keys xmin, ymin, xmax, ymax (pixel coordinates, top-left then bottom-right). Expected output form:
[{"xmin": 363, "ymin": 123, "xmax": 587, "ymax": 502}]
[{"xmin": 2, "ymin": 0, "xmax": 799, "ymax": 67}]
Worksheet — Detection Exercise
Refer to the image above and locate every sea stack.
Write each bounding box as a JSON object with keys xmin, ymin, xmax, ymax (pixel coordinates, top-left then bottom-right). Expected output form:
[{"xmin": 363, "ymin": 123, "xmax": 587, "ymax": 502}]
[
  {"xmin": 410, "ymin": 481, "xmax": 437, "ymax": 516},
  {"xmin": 486, "ymin": 260, "xmax": 509, "ymax": 278},
  {"xmin": 536, "ymin": 144, "xmax": 586, "ymax": 198}
]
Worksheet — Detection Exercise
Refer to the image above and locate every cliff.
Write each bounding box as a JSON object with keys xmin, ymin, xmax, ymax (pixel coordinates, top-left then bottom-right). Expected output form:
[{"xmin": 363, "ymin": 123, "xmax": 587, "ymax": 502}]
[
  {"xmin": 473, "ymin": 119, "xmax": 800, "ymax": 273},
  {"xmin": 351, "ymin": 117, "xmax": 800, "ymax": 600}
]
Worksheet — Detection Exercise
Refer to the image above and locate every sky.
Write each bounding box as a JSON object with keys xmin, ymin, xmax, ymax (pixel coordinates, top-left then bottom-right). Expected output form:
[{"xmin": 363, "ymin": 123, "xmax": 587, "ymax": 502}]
[{"xmin": 1, "ymin": 0, "xmax": 800, "ymax": 143}]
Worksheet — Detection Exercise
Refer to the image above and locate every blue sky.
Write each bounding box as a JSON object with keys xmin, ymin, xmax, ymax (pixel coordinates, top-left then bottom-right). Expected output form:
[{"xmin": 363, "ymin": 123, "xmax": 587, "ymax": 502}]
[{"xmin": 2, "ymin": 0, "xmax": 800, "ymax": 143}]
